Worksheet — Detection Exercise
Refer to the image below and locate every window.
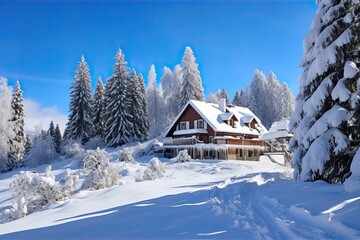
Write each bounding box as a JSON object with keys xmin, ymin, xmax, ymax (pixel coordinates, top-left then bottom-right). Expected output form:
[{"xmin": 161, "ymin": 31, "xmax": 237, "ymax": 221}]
[
  {"xmin": 180, "ymin": 121, "xmax": 187, "ymax": 130},
  {"xmin": 248, "ymin": 150, "xmax": 253, "ymax": 158},
  {"xmin": 195, "ymin": 119, "xmax": 204, "ymax": 129},
  {"xmin": 209, "ymin": 136, "xmax": 214, "ymax": 143},
  {"xmin": 236, "ymin": 149, "xmax": 243, "ymax": 157}
]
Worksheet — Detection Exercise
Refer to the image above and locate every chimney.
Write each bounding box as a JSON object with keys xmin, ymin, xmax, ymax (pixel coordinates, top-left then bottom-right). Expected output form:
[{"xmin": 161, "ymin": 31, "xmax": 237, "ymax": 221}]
[{"xmin": 219, "ymin": 98, "xmax": 226, "ymax": 113}]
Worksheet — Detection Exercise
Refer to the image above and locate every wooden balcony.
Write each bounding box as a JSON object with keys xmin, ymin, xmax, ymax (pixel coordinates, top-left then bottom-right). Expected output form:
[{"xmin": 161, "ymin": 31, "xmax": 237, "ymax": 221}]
[{"xmin": 214, "ymin": 138, "xmax": 264, "ymax": 146}]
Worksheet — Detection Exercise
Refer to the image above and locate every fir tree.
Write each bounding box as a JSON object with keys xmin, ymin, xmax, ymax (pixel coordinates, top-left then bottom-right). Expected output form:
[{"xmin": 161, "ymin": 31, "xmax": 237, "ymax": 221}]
[
  {"xmin": 7, "ymin": 80, "xmax": 25, "ymax": 171},
  {"xmin": 232, "ymin": 90, "xmax": 242, "ymax": 106},
  {"xmin": 138, "ymin": 74, "xmax": 149, "ymax": 140},
  {"xmin": 93, "ymin": 76, "xmax": 105, "ymax": 139},
  {"xmin": 217, "ymin": 88, "xmax": 230, "ymax": 105},
  {"xmin": 128, "ymin": 69, "xmax": 143, "ymax": 141},
  {"xmin": 178, "ymin": 46, "xmax": 205, "ymax": 111},
  {"xmin": 48, "ymin": 121, "xmax": 55, "ymax": 138},
  {"xmin": 289, "ymin": 0, "xmax": 360, "ymax": 183},
  {"xmin": 66, "ymin": 55, "xmax": 93, "ymax": 144},
  {"xmin": 147, "ymin": 65, "xmax": 162, "ymax": 137},
  {"xmin": 54, "ymin": 124, "xmax": 62, "ymax": 154},
  {"xmin": 24, "ymin": 135, "xmax": 32, "ymax": 156},
  {"xmin": 0, "ymin": 78, "xmax": 13, "ymax": 169},
  {"xmin": 105, "ymin": 49, "xmax": 133, "ymax": 147}
]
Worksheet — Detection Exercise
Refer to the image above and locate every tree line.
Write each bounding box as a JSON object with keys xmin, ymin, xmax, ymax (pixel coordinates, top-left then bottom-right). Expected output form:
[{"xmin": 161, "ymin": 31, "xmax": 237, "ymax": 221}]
[{"xmin": 208, "ymin": 70, "xmax": 295, "ymax": 128}]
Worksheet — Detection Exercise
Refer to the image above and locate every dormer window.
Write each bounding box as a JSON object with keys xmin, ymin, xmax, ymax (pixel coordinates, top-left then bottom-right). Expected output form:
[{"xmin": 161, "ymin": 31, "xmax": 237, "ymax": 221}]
[{"xmin": 195, "ymin": 119, "xmax": 204, "ymax": 129}]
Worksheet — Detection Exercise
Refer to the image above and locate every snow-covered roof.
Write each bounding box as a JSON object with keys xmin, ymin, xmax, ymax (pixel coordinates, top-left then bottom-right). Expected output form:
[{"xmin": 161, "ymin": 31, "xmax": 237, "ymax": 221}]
[
  {"xmin": 260, "ymin": 130, "xmax": 293, "ymax": 141},
  {"xmin": 260, "ymin": 119, "xmax": 292, "ymax": 140},
  {"xmin": 173, "ymin": 129, "xmax": 208, "ymax": 136},
  {"xmin": 165, "ymin": 100, "xmax": 267, "ymax": 136},
  {"xmin": 218, "ymin": 113, "xmax": 235, "ymax": 121},
  {"xmin": 268, "ymin": 119, "xmax": 289, "ymax": 132},
  {"xmin": 241, "ymin": 116, "xmax": 254, "ymax": 124}
]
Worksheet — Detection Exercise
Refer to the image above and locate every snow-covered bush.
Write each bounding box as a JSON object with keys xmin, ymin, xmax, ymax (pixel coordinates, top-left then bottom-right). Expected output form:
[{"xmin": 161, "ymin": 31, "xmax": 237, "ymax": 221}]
[
  {"xmin": 119, "ymin": 147, "xmax": 136, "ymax": 163},
  {"xmin": 170, "ymin": 150, "xmax": 192, "ymax": 163},
  {"xmin": 1, "ymin": 166, "xmax": 78, "ymax": 222},
  {"xmin": 63, "ymin": 140, "xmax": 86, "ymax": 160},
  {"xmin": 82, "ymin": 148, "xmax": 120, "ymax": 190},
  {"xmin": 24, "ymin": 134, "xmax": 58, "ymax": 167},
  {"xmin": 83, "ymin": 136, "xmax": 106, "ymax": 150},
  {"xmin": 136, "ymin": 157, "xmax": 165, "ymax": 182}
]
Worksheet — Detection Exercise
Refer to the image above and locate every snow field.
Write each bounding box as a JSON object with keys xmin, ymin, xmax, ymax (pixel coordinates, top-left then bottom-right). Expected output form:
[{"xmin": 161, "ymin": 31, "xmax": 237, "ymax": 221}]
[{"xmin": 0, "ymin": 147, "xmax": 359, "ymax": 239}]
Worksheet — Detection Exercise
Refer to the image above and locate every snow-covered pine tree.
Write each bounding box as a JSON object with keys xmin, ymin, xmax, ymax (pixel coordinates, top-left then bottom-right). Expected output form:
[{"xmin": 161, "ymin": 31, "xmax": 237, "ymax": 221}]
[
  {"xmin": 266, "ymin": 71, "xmax": 282, "ymax": 123},
  {"xmin": 172, "ymin": 64, "xmax": 183, "ymax": 115},
  {"xmin": 66, "ymin": 55, "xmax": 93, "ymax": 144},
  {"xmin": 232, "ymin": 90, "xmax": 242, "ymax": 106},
  {"xmin": 217, "ymin": 88, "xmax": 230, "ymax": 105},
  {"xmin": 276, "ymin": 82, "xmax": 295, "ymax": 120},
  {"xmin": 24, "ymin": 135, "xmax": 32, "ymax": 156},
  {"xmin": 249, "ymin": 69, "xmax": 269, "ymax": 127},
  {"xmin": 289, "ymin": 0, "xmax": 360, "ymax": 183},
  {"xmin": 178, "ymin": 46, "xmax": 205, "ymax": 111},
  {"xmin": 105, "ymin": 49, "xmax": 133, "ymax": 147},
  {"xmin": 161, "ymin": 66, "xmax": 181, "ymax": 128},
  {"xmin": 138, "ymin": 74, "xmax": 149, "ymax": 140},
  {"xmin": 7, "ymin": 80, "xmax": 25, "ymax": 171},
  {"xmin": 92, "ymin": 76, "xmax": 105, "ymax": 139},
  {"xmin": 147, "ymin": 65, "xmax": 162, "ymax": 137},
  {"xmin": 129, "ymin": 69, "xmax": 143, "ymax": 141},
  {"xmin": 207, "ymin": 92, "xmax": 219, "ymax": 104},
  {"xmin": 48, "ymin": 121, "xmax": 55, "ymax": 138},
  {"xmin": 54, "ymin": 124, "xmax": 62, "ymax": 154}
]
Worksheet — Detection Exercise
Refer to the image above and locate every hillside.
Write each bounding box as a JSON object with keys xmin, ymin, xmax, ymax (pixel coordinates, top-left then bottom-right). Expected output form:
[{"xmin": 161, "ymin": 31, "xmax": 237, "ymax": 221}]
[{"xmin": 0, "ymin": 146, "xmax": 359, "ymax": 239}]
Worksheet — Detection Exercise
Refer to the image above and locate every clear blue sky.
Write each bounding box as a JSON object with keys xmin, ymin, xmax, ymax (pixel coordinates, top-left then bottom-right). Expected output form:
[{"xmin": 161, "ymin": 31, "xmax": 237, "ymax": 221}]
[{"xmin": 0, "ymin": 1, "xmax": 317, "ymax": 115}]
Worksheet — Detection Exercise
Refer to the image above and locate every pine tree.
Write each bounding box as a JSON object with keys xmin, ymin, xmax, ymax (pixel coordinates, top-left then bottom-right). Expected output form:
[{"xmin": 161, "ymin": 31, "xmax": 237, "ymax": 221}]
[
  {"xmin": 267, "ymin": 71, "xmax": 282, "ymax": 123},
  {"xmin": 289, "ymin": 0, "xmax": 360, "ymax": 183},
  {"xmin": 54, "ymin": 124, "xmax": 62, "ymax": 154},
  {"xmin": 0, "ymin": 78, "xmax": 13, "ymax": 167},
  {"xmin": 276, "ymin": 82, "xmax": 295, "ymax": 120},
  {"xmin": 161, "ymin": 66, "xmax": 180, "ymax": 127},
  {"xmin": 147, "ymin": 65, "xmax": 161, "ymax": 137},
  {"xmin": 217, "ymin": 88, "xmax": 230, "ymax": 105},
  {"xmin": 93, "ymin": 76, "xmax": 105, "ymax": 139},
  {"xmin": 48, "ymin": 121, "xmax": 55, "ymax": 138},
  {"xmin": 129, "ymin": 69, "xmax": 143, "ymax": 141},
  {"xmin": 66, "ymin": 55, "xmax": 93, "ymax": 144},
  {"xmin": 178, "ymin": 46, "xmax": 205, "ymax": 111},
  {"xmin": 232, "ymin": 90, "xmax": 242, "ymax": 106},
  {"xmin": 105, "ymin": 49, "xmax": 133, "ymax": 147},
  {"xmin": 24, "ymin": 135, "xmax": 32, "ymax": 156},
  {"xmin": 249, "ymin": 69, "xmax": 268, "ymax": 126},
  {"xmin": 7, "ymin": 80, "xmax": 25, "ymax": 171},
  {"xmin": 138, "ymin": 74, "xmax": 149, "ymax": 140}
]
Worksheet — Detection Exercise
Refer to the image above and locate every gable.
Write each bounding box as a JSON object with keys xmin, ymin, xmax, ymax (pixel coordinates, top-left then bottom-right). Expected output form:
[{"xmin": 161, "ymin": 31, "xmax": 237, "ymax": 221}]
[{"xmin": 165, "ymin": 104, "xmax": 214, "ymax": 137}]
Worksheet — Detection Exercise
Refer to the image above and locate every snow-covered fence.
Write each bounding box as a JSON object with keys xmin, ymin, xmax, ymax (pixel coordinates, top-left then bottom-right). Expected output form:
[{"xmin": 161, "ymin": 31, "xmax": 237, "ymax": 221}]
[
  {"xmin": 82, "ymin": 148, "xmax": 120, "ymax": 190},
  {"xmin": 1, "ymin": 166, "xmax": 78, "ymax": 222}
]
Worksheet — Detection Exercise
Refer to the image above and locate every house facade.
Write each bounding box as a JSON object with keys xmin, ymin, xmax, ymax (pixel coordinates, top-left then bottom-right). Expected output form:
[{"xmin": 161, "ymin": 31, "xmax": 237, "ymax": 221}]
[{"xmin": 159, "ymin": 99, "xmax": 267, "ymax": 161}]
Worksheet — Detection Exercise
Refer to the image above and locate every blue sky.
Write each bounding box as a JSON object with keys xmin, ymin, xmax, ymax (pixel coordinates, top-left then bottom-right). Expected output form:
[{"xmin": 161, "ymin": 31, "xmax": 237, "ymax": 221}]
[{"xmin": 0, "ymin": 1, "xmax": 317, "ymax": 129}]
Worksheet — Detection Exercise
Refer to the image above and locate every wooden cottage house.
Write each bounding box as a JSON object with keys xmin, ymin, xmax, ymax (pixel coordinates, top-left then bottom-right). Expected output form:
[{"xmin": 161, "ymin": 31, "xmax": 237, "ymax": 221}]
[{"xmin": 160, "ymin": 98, "xmax": 267, "ymax": 160}]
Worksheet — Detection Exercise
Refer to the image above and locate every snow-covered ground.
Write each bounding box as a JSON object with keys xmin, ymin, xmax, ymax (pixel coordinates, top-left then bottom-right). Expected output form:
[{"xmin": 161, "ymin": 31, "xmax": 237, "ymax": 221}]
[{"xmin": 0, "ymin": 145, "xmax": 359, "ymax": 239}]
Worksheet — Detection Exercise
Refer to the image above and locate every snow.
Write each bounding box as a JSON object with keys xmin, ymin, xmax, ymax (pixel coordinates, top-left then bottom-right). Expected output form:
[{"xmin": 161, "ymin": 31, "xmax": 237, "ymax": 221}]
[
  {"xmin": 173, "ymin": 128, "xmax": 208, "ymax": 135},
  {"xmin": 344, "ymin": 149, "xmax": 360, "ymax": 193},
  {"xmin": 260, "ymin": 130, "xmax": 291, "ymax": 141},
  {"xmin": 0, "ymin": 144, "xmax": 359, "ymax": 239}
]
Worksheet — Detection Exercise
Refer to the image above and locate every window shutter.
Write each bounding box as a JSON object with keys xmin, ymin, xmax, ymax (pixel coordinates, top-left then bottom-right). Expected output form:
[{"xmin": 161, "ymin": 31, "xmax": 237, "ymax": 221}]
[
  {"xmin": 204, "ymin": 121, "xmax": 207, "ymax": 129},
  {"xmin": 194, "ymin": 120, "xmax": 197, "ymax": 129},
  {"xmin": 186, "ymin": 121, "xmax": 190, "ymax": 129}
]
